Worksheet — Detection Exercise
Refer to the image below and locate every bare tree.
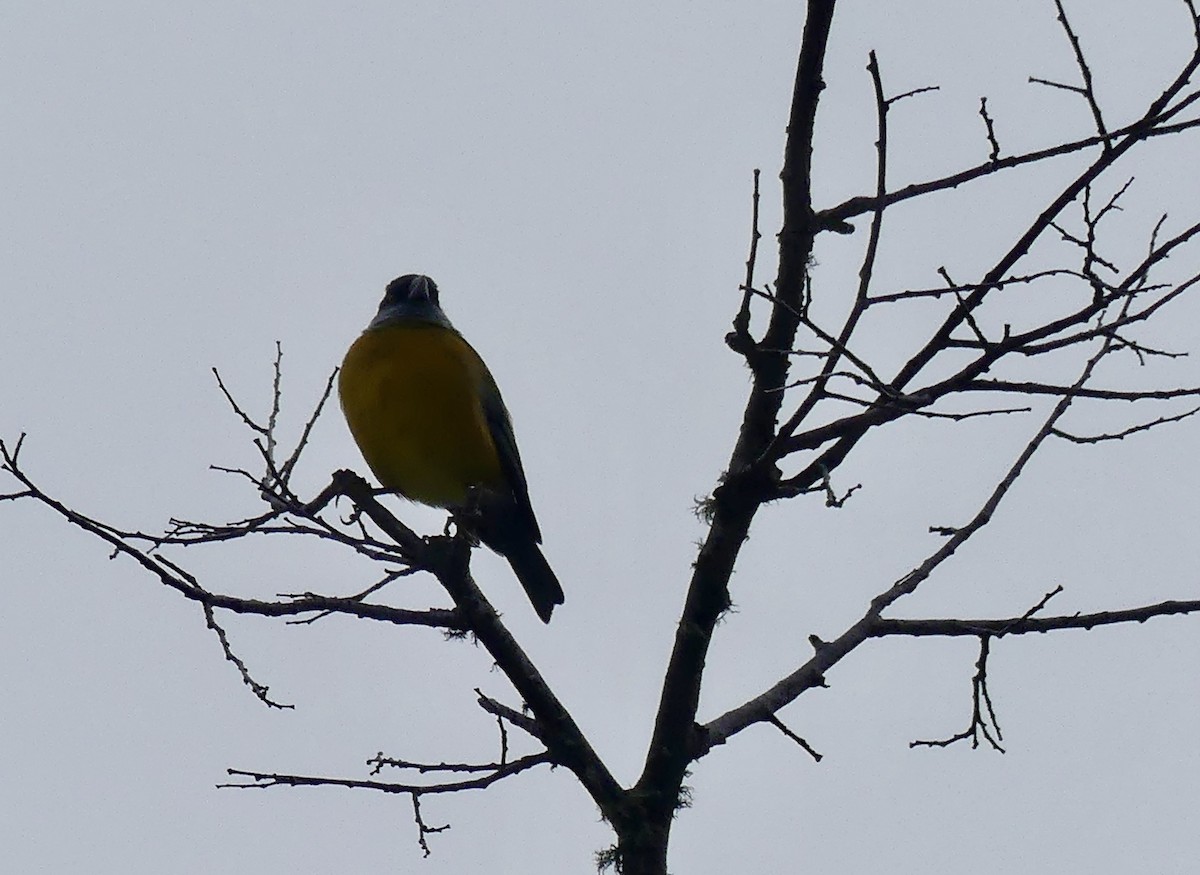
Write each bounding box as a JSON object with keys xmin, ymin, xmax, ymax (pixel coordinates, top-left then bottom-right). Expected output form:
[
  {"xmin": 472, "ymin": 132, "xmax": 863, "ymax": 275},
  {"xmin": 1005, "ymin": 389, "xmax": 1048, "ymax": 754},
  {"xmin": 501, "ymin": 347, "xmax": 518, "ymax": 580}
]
[{"xmin": 5, "ymin": 1, "xmax": 1200, "ymax": 872}]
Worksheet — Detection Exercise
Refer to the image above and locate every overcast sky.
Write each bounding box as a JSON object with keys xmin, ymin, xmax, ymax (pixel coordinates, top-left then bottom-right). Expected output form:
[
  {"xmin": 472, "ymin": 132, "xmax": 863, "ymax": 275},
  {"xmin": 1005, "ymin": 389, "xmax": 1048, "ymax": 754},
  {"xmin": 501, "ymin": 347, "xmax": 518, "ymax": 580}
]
[{"xmin": 4, "ymin": 1, "xmax": 1200, "ymax": 872}]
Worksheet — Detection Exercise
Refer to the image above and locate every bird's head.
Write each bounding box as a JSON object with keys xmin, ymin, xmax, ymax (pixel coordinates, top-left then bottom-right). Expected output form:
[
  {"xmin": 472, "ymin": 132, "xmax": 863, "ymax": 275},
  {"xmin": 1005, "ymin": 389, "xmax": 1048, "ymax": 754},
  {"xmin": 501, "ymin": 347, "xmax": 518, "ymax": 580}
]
[{"xmin": 368, "ymin": 274, "xmax": 453, "ymax": 330}]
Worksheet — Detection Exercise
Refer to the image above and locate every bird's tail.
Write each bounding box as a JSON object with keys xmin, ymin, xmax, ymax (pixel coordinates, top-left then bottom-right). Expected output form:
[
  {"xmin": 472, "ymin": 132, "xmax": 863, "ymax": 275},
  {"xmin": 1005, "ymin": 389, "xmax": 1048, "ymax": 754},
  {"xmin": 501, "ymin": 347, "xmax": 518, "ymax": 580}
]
[{"xmin": 502, "ymin": 541, "xmax": 564, "ymax": 623}]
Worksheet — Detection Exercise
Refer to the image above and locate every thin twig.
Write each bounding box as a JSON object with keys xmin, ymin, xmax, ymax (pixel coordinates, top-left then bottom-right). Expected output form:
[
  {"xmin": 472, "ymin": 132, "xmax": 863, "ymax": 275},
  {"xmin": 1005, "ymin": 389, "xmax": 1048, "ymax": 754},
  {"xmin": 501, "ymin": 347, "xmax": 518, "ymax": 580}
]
[
  {"xmin": 1051, "ymin": 404, "xmax": 1200, "ymax": 443},
  {"xmin": 979, "ymin": 96, "xmax": 1001, "ymax": 161},
  {"xmin": 911, "ymin": 636, "xmax": 1005, "ymax": 752},
  {"xmin": 766, "ymin": 715, "xmax": 823, "ymax": 762},
  {"xmin": 729, "ymin": 169, "xmax": 764, "ymax": 355},
  {"xmin": 1051, "ymin": 0, "xmax": 1111, "ymax": 147}
]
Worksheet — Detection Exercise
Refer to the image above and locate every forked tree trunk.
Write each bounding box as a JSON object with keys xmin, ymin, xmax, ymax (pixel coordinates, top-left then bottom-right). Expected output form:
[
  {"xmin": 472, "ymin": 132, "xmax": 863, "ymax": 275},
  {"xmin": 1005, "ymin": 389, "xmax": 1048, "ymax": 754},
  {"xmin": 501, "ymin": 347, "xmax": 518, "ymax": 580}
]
[{"xmin": 614, "ymin": 816, "xmax": 671, "ymax": 875}]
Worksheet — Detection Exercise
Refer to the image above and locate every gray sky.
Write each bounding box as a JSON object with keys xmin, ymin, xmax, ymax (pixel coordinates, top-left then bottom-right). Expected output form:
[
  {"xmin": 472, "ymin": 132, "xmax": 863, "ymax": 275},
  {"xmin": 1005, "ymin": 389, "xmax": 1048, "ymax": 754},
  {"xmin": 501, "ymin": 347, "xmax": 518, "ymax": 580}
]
[{"xmin": 4, "ymin": 1, "xmax": 1200, "ymax": 872}]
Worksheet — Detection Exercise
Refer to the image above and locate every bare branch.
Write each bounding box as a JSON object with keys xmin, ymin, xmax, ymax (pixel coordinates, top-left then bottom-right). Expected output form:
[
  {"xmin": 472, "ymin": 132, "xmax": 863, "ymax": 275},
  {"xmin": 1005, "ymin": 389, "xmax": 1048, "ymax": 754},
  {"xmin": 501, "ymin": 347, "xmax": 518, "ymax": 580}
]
[
  {"xmin": 265, "ymin": 342, "xmax": 284, "ymax": 463},
  {"xmin": 910, "ymin": 636, "xmax": 1005, "ymax": 753},
  {"xmin": 699, "ymin": 330, "xmax": 1121, "ymax": 754},
  {"xmin": 475, "ymin": 689, "xmax": 545, "ymax": 743},
  {"xmin": 1028, "ymin": 75, "xmax": 1086, "ymax": 96},
  {"xmin": 0, "ymin": 445, "xmax": 465, "ymax": 634},
  {"xmin": 907, "ymin": 404, "xmax": 1032, "ymax": 422},
  {"xmin": 1051, "ymin": 404, "xmax": 1200, "ymax": 443},
  {"xmin": 202, "ymin": 601, "xmax": 292, "ymax": 709},
  {"xmin": 260, "ymin": 482, "xmax": 629, "ymax": 820},
  {"xmin": 887, "ymin": 84, "xmax": 940, "ymax": 105},
  {"xmin": 412, "ymin": 794, "xmax": 450, "ymax": 857},
  {"xmin": 821, "ymin": 114, "xmax": 1200, "ymax": 226},
  {"xmin": 277, "ymin": 366, "xmax": 339, "ymax": 484},
  {"xmin": 212, "ymin": 367, "xmax": 268, "ymax": 437},
  {"xmin": 869, "ymin": 268, "xmax": 1085, "ymax": 305},
  {"xmin": 873, "ymin": 600, "xmax": 1200, "ymax": 638},
  {"xmin": 634, "ymin": 0, "xmax": 841, "ymax": 825},
  {"xmin": 1020, "ymin": 584, "xmax": 1066, "ymax": 620},
  {"xmin": 793, "ymin": 316, "xmax": 888, "ymax": 393},
  {"xmin": 772, "ymin": 205, "xmax": 1200, "ymax": 490},
  {"xmin": 979, "ymin": 96, "xmax": 1001, "ymax": 161},
  {"xmin": 767, "ymin": 715, "xmax": 823, "ymax": 762},
  {"xmin": 776, "ymin": 139, "xmax": 1158, "ymax": 479},
  {"xmin": 221, "ymin": 739, "xmax": 555, "ymax": 857},
  {"xmin": 728, "ymin": 169, "xmax": 763, "ymax": 356},
  {"xmin": 1049, "ymin": 0, "xmax": 1111, "ymax": 147},
  {"xmin": 221, "ymin": 752, "xmax": 553, "ymax": 795},
  {"xmin": 767, "ymin": 49, "xmax": 895, "ymax": 458},
  {"xmin": 1021, "ymin": 271, "xmax": 1200, "ymax": 356},
  {"xmin": 963, "ymin": 380, "xmax": 1200, "ymax": 401}
]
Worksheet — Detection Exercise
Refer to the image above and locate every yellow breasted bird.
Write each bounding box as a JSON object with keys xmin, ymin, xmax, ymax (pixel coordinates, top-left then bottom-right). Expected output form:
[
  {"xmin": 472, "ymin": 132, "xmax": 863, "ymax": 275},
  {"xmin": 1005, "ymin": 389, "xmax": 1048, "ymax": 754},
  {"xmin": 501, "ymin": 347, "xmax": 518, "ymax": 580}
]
[{"xmin": 338, "ymin": 274, "xmax": 564, "ymax": 622}]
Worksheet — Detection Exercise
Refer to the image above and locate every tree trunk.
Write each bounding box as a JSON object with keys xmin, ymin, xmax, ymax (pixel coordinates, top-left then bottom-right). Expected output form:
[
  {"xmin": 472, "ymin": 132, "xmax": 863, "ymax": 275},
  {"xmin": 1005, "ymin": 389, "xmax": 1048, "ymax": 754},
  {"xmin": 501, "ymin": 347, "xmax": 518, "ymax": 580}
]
[{"xmin": 615, "ymin": 817, "xmax": 671, "ymax": 875}]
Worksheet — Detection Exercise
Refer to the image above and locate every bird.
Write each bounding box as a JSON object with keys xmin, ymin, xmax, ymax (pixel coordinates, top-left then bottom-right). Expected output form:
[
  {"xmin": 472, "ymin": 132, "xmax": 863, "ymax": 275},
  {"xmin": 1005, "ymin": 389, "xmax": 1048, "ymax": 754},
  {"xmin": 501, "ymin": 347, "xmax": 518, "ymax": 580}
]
[{"xmin": 338, "ymin": 274, "xmax": 564, "ymax": 622}]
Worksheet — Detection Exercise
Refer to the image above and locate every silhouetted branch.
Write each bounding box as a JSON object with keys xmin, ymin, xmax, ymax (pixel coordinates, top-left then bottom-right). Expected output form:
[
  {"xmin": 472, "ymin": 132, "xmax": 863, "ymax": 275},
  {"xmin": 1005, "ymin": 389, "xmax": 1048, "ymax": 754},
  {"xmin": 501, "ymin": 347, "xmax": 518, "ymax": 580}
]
[
  {"xmin": 1047, "ymin": 0, "xmax": 1110, "ymax": 147},
  {"xmin": 1052, "ymin": 404, "xmax": 1200, "ymax": 443},
  {"xmin": 698, "ymin": 328, "xmax": 1127, "ymax": 755},
  {"xmin": 869, "ymin": 269, "xmax": 1084, "ymax": 304},
  {"xmin": 412, "ymin": 794, "xmax": 450, "ymax": 857},
  {"xmin": 774, "ymin": 48, "xmax": 893, "ymax": 444},
  {"xmin": 911, "ymin": 636, "xmax": 1005, "ymax": 752},
  {"xmin": 820, "ymin": 115, "xmax": 1200, "ymax": 226},
  {"xmin": 873, "ymin": 599, "xmax": 1200, "ymax": 638},
  {"xmin": 633, "ymin": 2, "xmax": 841, "ymax": 853},
  {"xmin": 979, "ymin": 96, "xmax": 1002, "ymax": 161},
  {"xmin": 728, "ymin": 168, "xmax": 763, "ymax": 355},
  {"xmin": 767, "ymin": 715, "xmax": 823, "ymax": 762},
  {"xmin": 475, "ymin": 689, "xmax": 544, "ymax": 743},
  {"xmin": 963, "ymin": 380, "xmax": 1200, "ymax": 401},
  {"xmin": 202, "ymin": 601, "xmax": 292, "ymax": 709},
  {"xmin": 221, "ymin": 752, "xmax": 552, "ymax": 795}
]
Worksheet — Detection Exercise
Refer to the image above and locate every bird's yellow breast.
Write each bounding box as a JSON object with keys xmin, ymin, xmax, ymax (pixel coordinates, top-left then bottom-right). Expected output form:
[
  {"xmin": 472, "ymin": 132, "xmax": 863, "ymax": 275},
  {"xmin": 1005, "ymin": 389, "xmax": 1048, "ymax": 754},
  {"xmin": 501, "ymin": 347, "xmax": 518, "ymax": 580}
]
[{"xmin": 338, "ymin": 323, "xmax": 504, "ymax": 507}]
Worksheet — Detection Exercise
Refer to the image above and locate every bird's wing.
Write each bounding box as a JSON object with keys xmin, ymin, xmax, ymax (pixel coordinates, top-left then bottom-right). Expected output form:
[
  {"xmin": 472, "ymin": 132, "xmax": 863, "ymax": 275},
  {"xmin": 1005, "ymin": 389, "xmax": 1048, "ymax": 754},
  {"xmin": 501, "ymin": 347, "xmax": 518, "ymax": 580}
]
[{"xmin": 479, "ymin": 370, "xmax": 543, "ymax": 545}]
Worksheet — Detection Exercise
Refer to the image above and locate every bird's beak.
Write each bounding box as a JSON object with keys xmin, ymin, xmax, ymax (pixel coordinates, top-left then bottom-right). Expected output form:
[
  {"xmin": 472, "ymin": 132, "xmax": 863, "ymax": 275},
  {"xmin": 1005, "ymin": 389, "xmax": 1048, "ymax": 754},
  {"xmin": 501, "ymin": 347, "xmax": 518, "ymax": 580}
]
[{"xmin": 411, "ymin": 275, "xmax": 434, "ymax": 302}]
